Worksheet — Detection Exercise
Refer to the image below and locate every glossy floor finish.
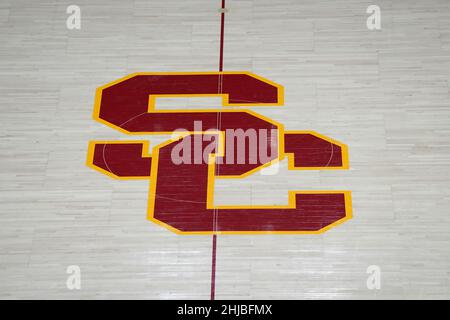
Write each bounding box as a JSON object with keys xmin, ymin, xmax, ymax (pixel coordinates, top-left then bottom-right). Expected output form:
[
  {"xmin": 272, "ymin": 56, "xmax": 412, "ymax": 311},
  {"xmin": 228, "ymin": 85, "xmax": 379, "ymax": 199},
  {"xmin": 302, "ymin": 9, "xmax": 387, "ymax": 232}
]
[{"xmin": 1, "ymin": 0, "xmax": 450, "ymax": 299}]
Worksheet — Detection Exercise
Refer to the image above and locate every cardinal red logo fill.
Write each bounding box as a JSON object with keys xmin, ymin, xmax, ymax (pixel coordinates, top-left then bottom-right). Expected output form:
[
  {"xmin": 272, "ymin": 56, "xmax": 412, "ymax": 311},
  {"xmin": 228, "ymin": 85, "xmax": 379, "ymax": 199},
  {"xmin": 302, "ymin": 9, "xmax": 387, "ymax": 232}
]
[{"xmin": 87, "ymin": 72, "xmax": 351, "ymax": 234}]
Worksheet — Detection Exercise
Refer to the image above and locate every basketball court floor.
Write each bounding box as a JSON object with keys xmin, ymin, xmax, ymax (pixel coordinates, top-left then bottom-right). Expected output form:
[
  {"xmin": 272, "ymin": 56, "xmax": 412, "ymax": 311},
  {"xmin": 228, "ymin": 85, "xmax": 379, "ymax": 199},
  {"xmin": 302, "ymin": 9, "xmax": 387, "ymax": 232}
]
[{"xmin": 1, "ymin": 0, "xmax": 450, "ymax": 299}]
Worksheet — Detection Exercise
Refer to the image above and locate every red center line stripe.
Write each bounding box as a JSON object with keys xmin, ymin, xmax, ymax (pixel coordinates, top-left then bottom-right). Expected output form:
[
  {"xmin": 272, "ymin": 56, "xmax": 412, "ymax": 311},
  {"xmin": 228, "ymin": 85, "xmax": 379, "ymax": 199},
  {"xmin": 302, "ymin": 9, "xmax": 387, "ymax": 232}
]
[{"xmin": 211, "ymin": 0, "xmax": 226, "ymax": 301}]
